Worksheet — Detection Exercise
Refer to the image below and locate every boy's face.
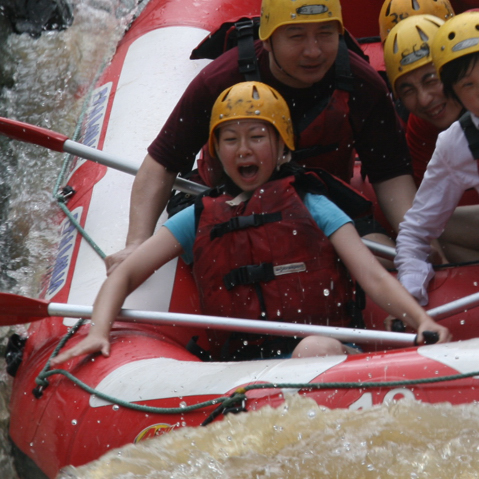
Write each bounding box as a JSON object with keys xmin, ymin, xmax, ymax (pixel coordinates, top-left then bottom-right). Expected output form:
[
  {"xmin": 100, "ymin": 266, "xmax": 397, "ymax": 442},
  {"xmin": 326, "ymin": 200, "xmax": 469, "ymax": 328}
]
[
  {"xmin": 453, "ymin": 59, "xmax": 479, "ymax": 118},
  {"xmin": 263, "ymin": 21, "xmax": 340, "ymax": 89},
  {"xmin": 396, "ymin": 63, "xmax": 462, "ymax": 131},
  {"xmin": 215, "ymin": 120, "xmax": 283, "ymax": 192}
]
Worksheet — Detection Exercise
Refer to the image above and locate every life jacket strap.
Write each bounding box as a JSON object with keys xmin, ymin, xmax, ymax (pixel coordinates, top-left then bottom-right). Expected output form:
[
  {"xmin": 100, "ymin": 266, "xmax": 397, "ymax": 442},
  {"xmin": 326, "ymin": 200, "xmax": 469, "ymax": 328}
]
[
  {"xmin": 235, "ymin": 18, "xmax": 261, "ymax": 81},
  {"xmin": 459, "ymin": 111, "xmax": 479, "ymax": 160},
  {"xmin": 210, "ymin": 212, "xmax": 282, "ymax": 239},
  {"xmin": 224, "ymin": 263, "xmax": 276, "ymax": 290}
]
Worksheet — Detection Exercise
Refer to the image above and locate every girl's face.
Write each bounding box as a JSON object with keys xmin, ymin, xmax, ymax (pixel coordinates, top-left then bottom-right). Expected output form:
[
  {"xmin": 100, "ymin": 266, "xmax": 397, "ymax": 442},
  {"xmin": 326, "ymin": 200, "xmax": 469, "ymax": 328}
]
[
  {"xmin": 453, "ymin": 59, "xmax": 479, "ymax": 118},
  {"xmin": 215, "ymin": 120, "xmax": 284, "ymax": 192}
]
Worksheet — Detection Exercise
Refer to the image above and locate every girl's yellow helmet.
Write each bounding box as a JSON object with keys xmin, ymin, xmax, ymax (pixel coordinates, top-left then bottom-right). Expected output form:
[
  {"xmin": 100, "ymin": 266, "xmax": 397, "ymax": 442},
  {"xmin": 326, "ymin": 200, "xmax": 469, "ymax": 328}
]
[
  {"xmin": 209, "ymin": 82, "xmax": 295, "ymax": 157},
  {"xmin": 431, "ymin": 11, "xmax": 479, "ymax": 76}
]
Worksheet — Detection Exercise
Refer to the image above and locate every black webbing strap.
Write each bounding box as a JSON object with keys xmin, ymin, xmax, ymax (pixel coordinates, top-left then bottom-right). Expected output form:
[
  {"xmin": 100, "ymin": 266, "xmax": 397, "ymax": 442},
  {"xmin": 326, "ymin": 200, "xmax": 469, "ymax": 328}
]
[
  {"xmin": 292, "ymin": 142, "xmax": 340, "ymax": 163},
  {"xmin": 224, "ymin": 263, "xmax": 276, "ymax": 290},
  {"xmin": 459, "ymin": 111, "xmax": 479, "ymax": 160},
  {"xmin": 235, "ymin": 18, "xmax": 261, "ymax": 81},
  {"xmin": 210, "ymin": 212, "xmax": 282, "ymax": 239},
  {"xmin": 335, "ymin": 35, "xmax": 354, "ymax": 93}
]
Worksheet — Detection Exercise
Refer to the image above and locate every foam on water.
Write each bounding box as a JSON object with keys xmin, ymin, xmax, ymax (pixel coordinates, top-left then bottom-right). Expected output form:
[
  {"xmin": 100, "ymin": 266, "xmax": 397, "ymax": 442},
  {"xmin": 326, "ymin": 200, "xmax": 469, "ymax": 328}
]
[{"xmin": 59, "ymin": 395, "xmax": 479, "ymax": 478}]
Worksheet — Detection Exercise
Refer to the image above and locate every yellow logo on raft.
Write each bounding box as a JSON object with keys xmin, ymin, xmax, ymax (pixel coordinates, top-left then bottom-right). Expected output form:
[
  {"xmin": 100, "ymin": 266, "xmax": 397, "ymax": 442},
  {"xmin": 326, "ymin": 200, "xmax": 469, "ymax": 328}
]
[{"xmin": 134, "ymin": 423, "xmax": 177, "ymax": 443}]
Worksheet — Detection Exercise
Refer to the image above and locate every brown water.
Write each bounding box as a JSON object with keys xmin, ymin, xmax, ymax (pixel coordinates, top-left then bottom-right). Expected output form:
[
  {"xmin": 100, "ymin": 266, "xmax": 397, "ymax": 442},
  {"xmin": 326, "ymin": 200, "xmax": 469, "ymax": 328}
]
[
  {"xmin": 59, "ymin": 395, "xmax": 479, "ymax": 478},
  {"xmin": 1, "ymin": 2, "xmax": 479, "ymax": 479}
]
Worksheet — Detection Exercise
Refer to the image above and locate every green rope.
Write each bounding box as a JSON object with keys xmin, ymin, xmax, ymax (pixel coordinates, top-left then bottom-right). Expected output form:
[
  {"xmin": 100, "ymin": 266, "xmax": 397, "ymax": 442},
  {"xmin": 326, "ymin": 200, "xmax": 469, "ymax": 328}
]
[
  {"xmin": 55, "ymin": 199, "xmax": 106, "ymax": 259},
  {"xmin": 36, "ymin": 354, "xmax": 479, "ymax": 416}
]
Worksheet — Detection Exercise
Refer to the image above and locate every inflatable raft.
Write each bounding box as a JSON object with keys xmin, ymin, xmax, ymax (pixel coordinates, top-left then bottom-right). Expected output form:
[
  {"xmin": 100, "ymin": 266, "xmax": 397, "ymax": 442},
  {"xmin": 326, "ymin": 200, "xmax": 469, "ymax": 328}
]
[{"xmin": 5, "ymin": 0, "xmax": 479, "ymax": 477}]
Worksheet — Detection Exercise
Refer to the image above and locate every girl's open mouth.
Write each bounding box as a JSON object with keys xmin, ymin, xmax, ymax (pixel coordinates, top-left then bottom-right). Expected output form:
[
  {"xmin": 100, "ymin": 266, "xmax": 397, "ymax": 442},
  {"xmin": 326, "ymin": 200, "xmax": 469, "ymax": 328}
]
[{"xmin": 239, "ymin": 164, "xmax": 259, "ymax": 178}]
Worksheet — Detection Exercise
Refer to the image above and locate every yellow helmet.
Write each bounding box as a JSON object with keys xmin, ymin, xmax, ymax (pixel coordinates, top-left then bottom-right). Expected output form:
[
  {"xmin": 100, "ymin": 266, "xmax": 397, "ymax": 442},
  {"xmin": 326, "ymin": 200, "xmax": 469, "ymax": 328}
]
[
  {"xmin": 209, "ymin": 82, "xmax": 295, "ymax": 157},
  {"xmin": 379, "ymin": 0, "xmax": 454, "ymax": 42},
  {"xmin": 384, "ymin": 14, "xmax": 444, "ymax": 96},
  {"xmin": 431, "ymin": 11, "xmax": 479, "ymax": 76},
  {"xmin": 259, "ymin": 0, "xmax": 343, "ymax": 41}
]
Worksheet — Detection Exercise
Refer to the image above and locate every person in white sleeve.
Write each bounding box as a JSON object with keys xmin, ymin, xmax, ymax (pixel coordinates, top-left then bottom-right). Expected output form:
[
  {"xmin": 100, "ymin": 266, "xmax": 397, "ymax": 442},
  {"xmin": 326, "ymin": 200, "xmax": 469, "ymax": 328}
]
[{"xmin": 395, "ymin": 11, "xmax": 479, "ymax": 305}]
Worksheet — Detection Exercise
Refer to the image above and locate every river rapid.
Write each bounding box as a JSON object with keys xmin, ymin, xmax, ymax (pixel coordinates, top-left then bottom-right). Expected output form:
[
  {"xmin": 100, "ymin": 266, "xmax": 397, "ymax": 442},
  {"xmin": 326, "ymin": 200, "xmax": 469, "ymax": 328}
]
[{"xmin": 1, "ymin": 1, "xmax": 479, "ymax": 478}]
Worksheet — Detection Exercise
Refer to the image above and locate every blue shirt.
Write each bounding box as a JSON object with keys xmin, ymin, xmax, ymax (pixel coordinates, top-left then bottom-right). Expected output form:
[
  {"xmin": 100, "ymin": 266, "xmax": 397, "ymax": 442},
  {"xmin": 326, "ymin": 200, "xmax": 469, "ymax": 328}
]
[{"xmin": 164, "ymin": 193, "xmax": 352, "ymax": 265}]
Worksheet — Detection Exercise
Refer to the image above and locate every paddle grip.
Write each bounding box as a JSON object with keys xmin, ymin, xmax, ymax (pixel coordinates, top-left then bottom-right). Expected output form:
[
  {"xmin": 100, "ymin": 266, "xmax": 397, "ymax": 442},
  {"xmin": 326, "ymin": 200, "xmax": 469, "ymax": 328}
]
[
  {"xmin": 414, "ymin": 331, "xmax": 439, "ymax": 346},
  {"xmin": 0, "ymin": 117, "xmax": 68, "ymax": 152}
]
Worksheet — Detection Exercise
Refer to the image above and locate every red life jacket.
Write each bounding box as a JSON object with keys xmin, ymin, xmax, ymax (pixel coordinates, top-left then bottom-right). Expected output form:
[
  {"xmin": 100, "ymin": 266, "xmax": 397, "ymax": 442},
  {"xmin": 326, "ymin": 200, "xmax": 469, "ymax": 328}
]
[
  {"xmin": 293, "ymin": 88, "xmax": 354, "ymax": 182},
  {"xmin": 192, "ymin": 174, "xmax": 354, "ymax": 327}
]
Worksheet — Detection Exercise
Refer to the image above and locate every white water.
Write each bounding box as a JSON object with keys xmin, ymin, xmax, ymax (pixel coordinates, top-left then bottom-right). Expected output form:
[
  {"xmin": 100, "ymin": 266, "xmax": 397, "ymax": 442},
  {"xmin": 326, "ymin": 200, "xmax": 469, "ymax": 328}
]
[
  {"xmin": 0, "ymin": 1, "xmax": 147, "ymax": 477},
  {"xmin": 1, "ymin": 2, "xmax": 479, "ymax": 479}
]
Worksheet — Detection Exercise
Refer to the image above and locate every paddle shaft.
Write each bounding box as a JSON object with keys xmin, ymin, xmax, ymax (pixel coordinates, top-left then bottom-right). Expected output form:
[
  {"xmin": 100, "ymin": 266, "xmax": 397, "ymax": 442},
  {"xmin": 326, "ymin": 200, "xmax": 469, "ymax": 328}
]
[
  {"xmin": 0, "ymin": 117, "xmax": 207, "ymax": 196},
  {"xmin": 47, "ymin": 302, "xmax": 417, "ymax": 347},
  {"xmin": 55, "ymin": 292, "xmax": 479, "ymax": 345}
]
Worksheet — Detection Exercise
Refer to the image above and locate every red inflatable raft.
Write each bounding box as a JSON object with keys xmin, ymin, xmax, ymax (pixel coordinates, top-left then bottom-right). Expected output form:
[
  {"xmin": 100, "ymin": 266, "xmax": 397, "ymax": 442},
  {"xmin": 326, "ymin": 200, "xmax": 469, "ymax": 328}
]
[{"xmin": 5, "ymin": 0, "xmax": 479, "ymax": 477}]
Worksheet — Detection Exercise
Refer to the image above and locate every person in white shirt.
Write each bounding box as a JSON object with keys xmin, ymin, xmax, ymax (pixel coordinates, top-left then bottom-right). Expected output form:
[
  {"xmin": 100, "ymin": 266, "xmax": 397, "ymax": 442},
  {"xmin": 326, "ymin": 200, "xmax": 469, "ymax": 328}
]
[{"xmin": 395, "ymin": 11, "xmax": 479, "ymax": 305}]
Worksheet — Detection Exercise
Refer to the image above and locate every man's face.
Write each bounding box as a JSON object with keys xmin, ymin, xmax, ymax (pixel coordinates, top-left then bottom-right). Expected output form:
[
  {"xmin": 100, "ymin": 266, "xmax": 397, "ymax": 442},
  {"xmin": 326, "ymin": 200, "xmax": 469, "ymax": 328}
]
[
  {"xmin": 263, "ymin": 21, "xmax": 340, "ymax": 89},
  {"xmin": 396, "ymin": 63, "xmax": 463, "ymax": 131}
]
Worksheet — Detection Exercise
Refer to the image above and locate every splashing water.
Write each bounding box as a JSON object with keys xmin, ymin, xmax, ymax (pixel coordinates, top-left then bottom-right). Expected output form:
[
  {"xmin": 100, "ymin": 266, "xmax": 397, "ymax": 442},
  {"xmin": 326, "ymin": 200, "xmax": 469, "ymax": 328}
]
[
  {"xmin": 59, "ymin": 395, "xmax": 479, "ymax": 478},
  {"xmin": 0, "ymin": 1, "xmax": 147, "ymax": 477}
]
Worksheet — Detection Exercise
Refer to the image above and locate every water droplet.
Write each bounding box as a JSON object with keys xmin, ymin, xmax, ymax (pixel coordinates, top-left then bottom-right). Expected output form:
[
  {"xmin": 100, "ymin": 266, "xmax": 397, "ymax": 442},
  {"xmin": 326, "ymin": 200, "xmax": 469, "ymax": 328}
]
[
  {"xmin": 112, "ymin": 404, "xmax": 120, "ymax": 411},
  {"xmin": 179, "ymin": 401, "xmax": 187, "ymax": 408},
  {"xmin": 323, "ymin": 289, "xmax": 330, "ymax": 296},
  {"xmin": 292, "ymin": 230, "xmax": 297, "ymax": 235},
  {"xmin": 71, "ymin": 419, "xmax": 77, "ymax": 426}
]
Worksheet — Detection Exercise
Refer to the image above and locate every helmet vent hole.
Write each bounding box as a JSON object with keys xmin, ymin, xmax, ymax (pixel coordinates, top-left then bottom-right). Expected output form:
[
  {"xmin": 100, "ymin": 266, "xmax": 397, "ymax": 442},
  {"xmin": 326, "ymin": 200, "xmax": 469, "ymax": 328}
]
[
  {"xmin": 448, "ymin": 32, "xmax": 455, "ymax": 40},
  {"xmin": 416, "ymin": 26, "xmax": 429, "ymax": 42},
  {"xmin": 385, "ymin": 0, "xmax": 392, "ymax": 17},
  {"xmin": 252, "ymin": 86, "xmax": 260, "ymax": 100},
  {"xmin": 412, "ymin": 0, "xmax": 420, "ymax": 11},
  {"xmin": 393, "ymin": 34, "xmax": 398, "ymax": 54}
]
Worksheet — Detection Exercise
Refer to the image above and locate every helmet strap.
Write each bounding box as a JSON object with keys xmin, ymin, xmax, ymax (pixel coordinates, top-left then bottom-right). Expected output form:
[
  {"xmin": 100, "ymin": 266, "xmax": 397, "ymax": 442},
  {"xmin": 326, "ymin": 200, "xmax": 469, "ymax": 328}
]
[{"xmin": 268, "ymin": 37, "xmax": 298, "ymax": 82}]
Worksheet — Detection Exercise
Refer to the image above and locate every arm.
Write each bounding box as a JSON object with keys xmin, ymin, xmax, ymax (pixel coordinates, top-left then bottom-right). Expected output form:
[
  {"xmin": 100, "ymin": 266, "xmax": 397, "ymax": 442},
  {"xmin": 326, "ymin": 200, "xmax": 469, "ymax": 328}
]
[
  {"xmin": 51, "ymin": 227, "xmax": 183, "ymax": 365},
  {"xmin": 372, "ymin": 174, "xmax": 416, "ymax": 234},
  {"xmin": 330, "ymin": 223, "xmax": 451, "ymax": 343},
  {"xmin": 394, "ymin": 139, "xmax": 465, "ymax": 304},
  {"xmin": 105, "ymin": 155, "xmax": 177, "ymax": 275},
  {"xmin": 373, "ymin": 173, "xmax": 448, "ymax": 266}
]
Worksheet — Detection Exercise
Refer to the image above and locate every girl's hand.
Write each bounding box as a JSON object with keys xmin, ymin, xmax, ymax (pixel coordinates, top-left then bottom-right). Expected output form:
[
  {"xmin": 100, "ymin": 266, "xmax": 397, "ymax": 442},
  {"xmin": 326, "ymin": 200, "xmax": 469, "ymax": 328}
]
[
  {"xmin": 49, "ymin": 334, "xmax": 111, "ymax": 367},
  {"xmin": 415, "ymin": 316, "xmax": 452, "ymax": 345},
  {"xmin": 384, "ymin": 315, "xmax": 451, "ymax": 344}
]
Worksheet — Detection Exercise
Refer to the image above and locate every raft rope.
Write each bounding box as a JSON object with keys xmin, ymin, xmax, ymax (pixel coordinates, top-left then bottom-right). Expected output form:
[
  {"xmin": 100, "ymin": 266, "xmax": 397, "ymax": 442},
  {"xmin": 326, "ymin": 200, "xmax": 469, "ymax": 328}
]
[{"xmin": 34, "ymin": 322, "xmax": 479, "ymax": 423}]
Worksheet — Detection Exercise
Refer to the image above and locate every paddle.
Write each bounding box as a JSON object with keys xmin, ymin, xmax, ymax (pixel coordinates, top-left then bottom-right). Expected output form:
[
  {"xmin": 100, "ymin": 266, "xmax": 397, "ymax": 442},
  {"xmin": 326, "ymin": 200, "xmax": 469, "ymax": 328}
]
[
  {"xmin": 0, "ymin": 292, "xmax": 428, "ymax": 346},
  {"xmin": 0, "ymin": 116, "xmax": 207, "ymax": 196},
  {"xmin": 0, "ymin": 116, "xmax": 397, "ymax": 260},
  {"xmin": 5, "ymin": 287, "xmax": 479, "ymax": 345}
]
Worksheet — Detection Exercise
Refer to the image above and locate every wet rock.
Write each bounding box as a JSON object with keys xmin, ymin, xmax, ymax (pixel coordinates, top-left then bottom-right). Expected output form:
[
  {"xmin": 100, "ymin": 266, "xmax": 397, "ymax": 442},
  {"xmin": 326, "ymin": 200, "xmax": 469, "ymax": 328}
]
[{"xmin": 0, "ymin": 0, "xmax": 73, "ymax": 37}]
